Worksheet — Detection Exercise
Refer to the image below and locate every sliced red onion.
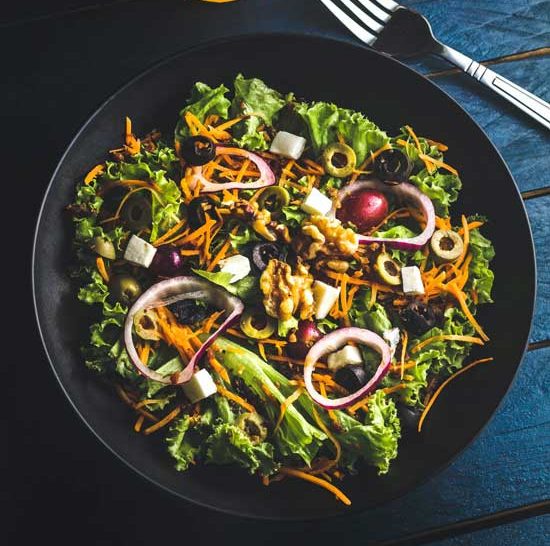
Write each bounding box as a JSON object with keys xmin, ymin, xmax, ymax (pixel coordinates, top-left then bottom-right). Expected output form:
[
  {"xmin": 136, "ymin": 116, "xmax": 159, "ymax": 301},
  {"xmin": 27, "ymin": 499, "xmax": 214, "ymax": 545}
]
[
  {"xmin": 124, "ymin": 276, "xmax": 244, "ymax": 384},
  {"xmin": 304, "ymin": 327, "xmax": 391, "ymax": 410},
  {"xmin": 188, "ymin": 146, "xmax": 275, "ymax": 193},
  {"xmin": 333, "ymin": 179, "xmax": 435, "ymax": 251}
]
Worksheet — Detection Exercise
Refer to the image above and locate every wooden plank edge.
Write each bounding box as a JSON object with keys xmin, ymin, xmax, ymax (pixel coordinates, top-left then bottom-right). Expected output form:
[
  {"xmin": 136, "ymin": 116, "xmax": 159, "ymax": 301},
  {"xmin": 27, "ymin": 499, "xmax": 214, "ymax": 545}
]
[
  {"xmin": 426, "ymin": 47, "xmax": 550, "ymax": 79},
  {"xmin": 528, "ymin": 340, "xmax": 550, "ymax": 351},
  {"xmin": 374, "ymin": 500, "xmax": 550, "ymax": 546},
  {"xmin": 522, "ymin": 187, "xmax": 550, "ymax": 200}
]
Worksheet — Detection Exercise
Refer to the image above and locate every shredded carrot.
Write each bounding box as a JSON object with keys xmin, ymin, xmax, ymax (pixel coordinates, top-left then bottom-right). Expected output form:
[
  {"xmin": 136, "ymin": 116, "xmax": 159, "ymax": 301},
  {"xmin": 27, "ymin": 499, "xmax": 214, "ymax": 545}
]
[
  {"xmin": 455, "ymin": 215, "xmax": 470, "ymax": 269},
  {"xmin": 153, "ymin": 218, "xmax": 188, "ymax": 247},
  {"xmin": 411, "ymin": 334, "xmax": 484, "ymax": 354},
  {"xmin": 369, "ymin": 284, "xmax": 378, "ymax": 309},
  {"xmin": 267, "ymin": 354, "xmax": 327, "ymax": 369},
  {"xmin": 347, "ymin": 395, "xmax": 370, "ymax": 415},
  {"xmin": 383, "ymin": 383, "xmax": 407, "ymax": 395},
  {"xmin": 426, "ymin": 138, "xmax": 449, "ymax": 152},
  {"xmin": 207, "ymin": 225, "xmax": 239, "ymax": 271},
  {"xmin": 138, "ymin": 343, "xmax": 150, "ymax": 366},
  {"xmin": 419, "ymin": 153, "xmax": 458, "ymax": 176},
  {"xmin": 134, "ymin": 398, "xmax": 164, "ymax": 409},
  {"xmin": 346, "ymin": 285, "xmax": 360, "ymax": 314},
  {"xmin": 203, "ymin": 310, "xmax": 224, "ymax": 334},
  {"xmin": 217, "ymin": 385, "xmax": 256, "ymax": 413},
  {"xmin": 171, "ymin": 216, "xmax": 217, "ymax": 246},
  {"xmin": 459, "ymin": 221, "xmax": 484, "ymax": 235},
  {"xmin": 418, "ymin": 357, "xmax": 494, "ymax": 432},
  {"xmin": 207, "ymin": 352, "xmax": 231, "ymax": 384},
  {"xmin": 369, "ymin": 207, "xmax": 410, "ymax": 234},
  {"xmin": 274, "ymin": 387, "xmax": 303, "ymax": 433},
  {"xmin": 184, "ymin": 111, "xmax": 218, "ymax": 142},
  {"xmin": 400, "ymin": 330, "xmax": 408, "ymax": 380},
  {"xmin": 278, "ymin": 468, "xmax": 351, "ymax": 506},
  {"xmin": 179, "ymin": 249, "xmax": 200, "ymax": 256},
  {"xmin": 435, "ymin": 216, "xmax": 452, "ymax": 230},
  {"xmin": 325, "ymin": 270, "xmax": 395, "ymax": 293},
  {"xmin": 444, "ymin": 281, "xmax": 490, "ymax": 342},
  {"xmin": 96, "ymin": 256, "xmax": 109, "ymax": 283},
  {"xmin": 134, "ymin": 414, "xmax": 145, "ymax": 432},
  {"xmin": 213, "ymin": 115, "xmax": 246, "ymax": 132},
  {"xmin": 143, "ymin": 406, "xmax": 182, "ymax": 435},
  {"xmin": 303, "ymin": 158, "xmax": 325, "ymax": 174},
  {"xmin": 84, "ymin": 164, "xmax": 104, "ymax": 185},
  {"xmin": 391, "ymin": 360, "xmax": 416, "ymax": 373},
  {"xmin": 311, "ymin": 404, "xmax": 341, "ymax": 471},
  {"xmin": 258, "ymin": 342, "xmax": 268, "ymax": 361}
]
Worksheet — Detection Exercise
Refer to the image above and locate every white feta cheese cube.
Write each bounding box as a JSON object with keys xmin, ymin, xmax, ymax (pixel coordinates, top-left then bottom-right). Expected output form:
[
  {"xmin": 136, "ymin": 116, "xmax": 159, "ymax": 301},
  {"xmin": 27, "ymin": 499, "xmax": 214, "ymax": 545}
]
[
  {"xmin": 327, "ymin": 345, "xmax": 363, "ymax": 372},
  {"xmin": 301, "ymin": 188, "xmax": 333, "ymax": 216},
  {"xmin": 313, "ymin": 280, "xmax": 341, "ymax": 319},
  {"xmin": 219, "ymin": 254, "xmax": 251, "ymax": 283},
  {"xmin": 401, "ymin": 266, "xmax": 425, "ymax": 295},
  {"xmin": 123, "ymin": 234, "xmax": 157, "ymax": 268},
  {"xmin": 383, "ymin": 327, "xmax": 401, "ymax": 357},
  {"xmin": 269, "ymin": 131, "xmax": 307, "ymax": 160},
  {"xmin": 181, "ymin": 369, "xmax": 217, "ymax": 403}
]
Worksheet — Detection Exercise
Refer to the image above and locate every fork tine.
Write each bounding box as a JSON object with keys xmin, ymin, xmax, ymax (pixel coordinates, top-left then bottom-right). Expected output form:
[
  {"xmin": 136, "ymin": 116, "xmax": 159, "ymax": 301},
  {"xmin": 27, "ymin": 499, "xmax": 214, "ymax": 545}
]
[
  {"xmin": 319, "ymin": 0, "xmax": 378, "ymax": 45},
  {"xmin": 354, "ymin": 0, "xmax": 392, "ymax": 23},
  {"xmin": 372, "ymin": 0, "xmax": 400, "ymax": 12},
  {"xmin": 341, "ymin": 0, "xmax": 384, "ymax": 33}
]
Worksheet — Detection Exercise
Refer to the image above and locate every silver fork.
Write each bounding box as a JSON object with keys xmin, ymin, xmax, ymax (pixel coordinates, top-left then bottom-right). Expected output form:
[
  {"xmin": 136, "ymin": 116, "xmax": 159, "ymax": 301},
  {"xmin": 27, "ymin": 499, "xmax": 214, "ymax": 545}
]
[{"xmin": 319, "ymin": 0, "xmax": 550, "ymax": 130}]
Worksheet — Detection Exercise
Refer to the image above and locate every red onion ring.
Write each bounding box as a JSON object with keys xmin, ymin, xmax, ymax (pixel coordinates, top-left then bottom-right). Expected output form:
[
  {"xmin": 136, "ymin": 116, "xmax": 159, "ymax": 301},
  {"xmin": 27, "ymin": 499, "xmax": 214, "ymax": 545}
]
[
  {"xmin": 304, "ymin": 327, "xmax": 392, "ymax": 410},
  {"xmin": 188, "ymin": 146, "xmax": 275, "ymax": 193},
  {"xmin": 333, "ymin": 179, "xmax": 435, "ymax": 251},
  {"xmin": 124, "ymin": 276, "xmax": 243, "ymax": 384}
]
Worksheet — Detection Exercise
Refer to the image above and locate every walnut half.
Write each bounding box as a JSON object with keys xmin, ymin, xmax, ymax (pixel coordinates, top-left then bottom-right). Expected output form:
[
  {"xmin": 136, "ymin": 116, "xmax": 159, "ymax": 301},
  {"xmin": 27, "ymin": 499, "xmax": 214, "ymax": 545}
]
[
  {"xmin": 299, "ymin": 215, "xmax": 359, "ymax": 260},
  {"xmin": 259, "ymin": 259, "xmax": 314, "ymax": 322}
]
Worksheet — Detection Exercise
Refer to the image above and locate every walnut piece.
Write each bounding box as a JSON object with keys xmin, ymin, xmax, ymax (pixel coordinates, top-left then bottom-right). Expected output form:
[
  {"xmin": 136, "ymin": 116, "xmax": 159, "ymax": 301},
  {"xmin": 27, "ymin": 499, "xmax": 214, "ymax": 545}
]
[
  {"xmin": 259, "ymin": 259, "xmax": 314, "ymax": 321},
  {"xmin": 300, "ymin": 215, "xmax": 359, "ymax": 260}
]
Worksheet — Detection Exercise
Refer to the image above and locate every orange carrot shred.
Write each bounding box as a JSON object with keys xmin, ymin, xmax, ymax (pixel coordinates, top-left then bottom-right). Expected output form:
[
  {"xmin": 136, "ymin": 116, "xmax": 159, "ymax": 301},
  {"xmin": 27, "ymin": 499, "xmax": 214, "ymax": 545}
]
[
  {"xmin": 279, "ymin": 468, "xmax": 351, "ymax": 506},
  {"xmin": 418, "ymin": 358, "xmax": 494, "ymax": 432},
  {"xmin": 96, "ymin": 257, "xmax": 110, "ymax": 283}
]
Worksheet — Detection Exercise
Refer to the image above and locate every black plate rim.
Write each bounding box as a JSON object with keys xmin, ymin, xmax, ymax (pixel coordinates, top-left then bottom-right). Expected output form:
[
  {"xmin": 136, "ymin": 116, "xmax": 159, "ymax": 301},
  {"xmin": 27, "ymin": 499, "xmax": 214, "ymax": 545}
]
[{"xmin": 32, "ymin": 31, "xmax": 537, "ymax": 521}]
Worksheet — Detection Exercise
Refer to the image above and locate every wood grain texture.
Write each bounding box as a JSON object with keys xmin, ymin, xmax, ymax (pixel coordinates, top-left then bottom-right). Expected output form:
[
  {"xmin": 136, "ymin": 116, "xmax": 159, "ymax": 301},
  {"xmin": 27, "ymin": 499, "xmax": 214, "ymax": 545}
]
[
  {"xmin": 429, "ymin": 514, "xmax": 549, "ymax": 546},
  {"xmin": 526, "ymin": 196, "xmax": 550, "ymax": 343},
  {"xmin": 418, "ymin": 57, "xmax": 550, "ymax": 193},
  {"xmin": 404, "ymin": 0, "xmax": 550, "ymax": 74}
]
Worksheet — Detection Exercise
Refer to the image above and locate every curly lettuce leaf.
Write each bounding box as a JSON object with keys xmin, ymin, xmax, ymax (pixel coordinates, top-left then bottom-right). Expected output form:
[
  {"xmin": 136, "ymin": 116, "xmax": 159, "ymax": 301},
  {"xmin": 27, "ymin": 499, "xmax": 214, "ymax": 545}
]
[
  {"xmin": 231, "ymin": 74, "xmax": 286, "ymax": 151},
  {"xmin": 409, "ymin": 169, "xmax": 462, "ymax": 217},
  {"xmin": 293, "ymin": 102, "xmax": 389, "ymax": 164},
  {"xmin": 410, "ymin": 308, "xmax": 476, "ymax": 376},
  {"xmin": 333, "ymin": 391, "xmax": 400, "ymax": 474},
  {"xmin": 350, "ymin": 289, "xmax": 393, "ymax": 334},
  {"xmin": 78, "ymin": 269, "xmax": 109, "ymax": 305},
  {"xmin": 205, "ymin": 423, "xmax": 279, "ymax": 476},
  {"xmin": 175, "ymin": 82, "xmax": 231, "ymax": 143},
  {"xmin": 467, "ymin": 228, "xmax": 495, "ymax": 304}
]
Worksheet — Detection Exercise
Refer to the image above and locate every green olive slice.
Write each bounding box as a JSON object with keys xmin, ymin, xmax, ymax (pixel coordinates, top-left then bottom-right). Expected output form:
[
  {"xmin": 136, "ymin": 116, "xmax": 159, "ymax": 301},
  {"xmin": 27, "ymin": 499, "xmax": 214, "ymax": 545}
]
[
  {"xmin": 257, "ymin": 186, "xmax": 290, "ymax": 211},
  {"xmin": 239, "ymin": 310, "xmax": 276, "ymax": 339},
  {"xmin": 322, "ymin": 142, "xmax": 357, "ymax": 178},
  {"xmin": 110, "ymin": 275, "xmax": 142, "ymax": 305},
  {"xmin": 92, "ymin": 236, "xmax": 116, "ymax": 260},
  {"xmin": 375, "ymin": 253, "xmax": 402, "ymax": 286},
  {"xmin": 133, "ymin": 308, "xmax": 161, "ymax": 341},
  {"xmin": 430, "ymin": 229, "xmax": 464, "ymax": 262},
  {"xmin": 236, "ymin": 412, "xmax": 268, "ymax": 444}
]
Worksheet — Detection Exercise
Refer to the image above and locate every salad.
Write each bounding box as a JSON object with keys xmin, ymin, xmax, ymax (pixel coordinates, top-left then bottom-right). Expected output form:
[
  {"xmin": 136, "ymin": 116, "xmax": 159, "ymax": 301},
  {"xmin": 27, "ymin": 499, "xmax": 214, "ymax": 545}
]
[{"xmin": 68, "ymin": 75, "xmax": 495, "ymax": 506}]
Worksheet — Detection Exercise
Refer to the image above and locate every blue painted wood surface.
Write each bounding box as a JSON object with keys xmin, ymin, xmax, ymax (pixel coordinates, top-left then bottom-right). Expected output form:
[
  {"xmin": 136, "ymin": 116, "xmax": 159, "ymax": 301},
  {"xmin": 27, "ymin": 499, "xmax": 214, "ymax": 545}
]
[
  {"xmin": 7, "ymin": 0, "xmax": 549, "ymax": 543},
  {"xmin": 430, "ymin": 514, "xmax": 549, "ymax": 545}
]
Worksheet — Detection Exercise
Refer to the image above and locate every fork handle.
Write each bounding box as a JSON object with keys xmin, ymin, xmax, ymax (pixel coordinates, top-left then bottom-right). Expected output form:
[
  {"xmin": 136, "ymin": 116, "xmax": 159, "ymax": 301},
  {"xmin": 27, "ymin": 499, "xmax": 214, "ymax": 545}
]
[{"xmin": 437, "ymin": 45, "xmax": 550, "ymax": 130}]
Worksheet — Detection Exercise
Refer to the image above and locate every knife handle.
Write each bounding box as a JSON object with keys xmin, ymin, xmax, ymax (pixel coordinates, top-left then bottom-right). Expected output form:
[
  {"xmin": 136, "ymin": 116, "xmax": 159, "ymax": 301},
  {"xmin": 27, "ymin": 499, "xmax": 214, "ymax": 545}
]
[{"xmin": 437, "ymin": 44, "xmax": 550, "ymax": 131}]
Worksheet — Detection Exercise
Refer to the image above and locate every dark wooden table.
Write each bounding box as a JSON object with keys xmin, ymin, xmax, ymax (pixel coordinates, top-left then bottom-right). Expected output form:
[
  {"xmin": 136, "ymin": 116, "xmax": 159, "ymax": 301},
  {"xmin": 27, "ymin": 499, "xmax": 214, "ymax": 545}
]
[{"xmin": 10, "ymin": 1, "xmax": 549, "ymax": 544}]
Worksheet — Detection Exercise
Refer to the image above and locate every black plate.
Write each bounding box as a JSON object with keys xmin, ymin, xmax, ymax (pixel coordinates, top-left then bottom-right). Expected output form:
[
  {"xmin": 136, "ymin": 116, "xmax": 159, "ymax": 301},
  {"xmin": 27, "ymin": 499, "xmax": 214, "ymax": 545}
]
[{"xmin": 33, "ymin": 34, "xmax": 535, "ymax": 519}]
